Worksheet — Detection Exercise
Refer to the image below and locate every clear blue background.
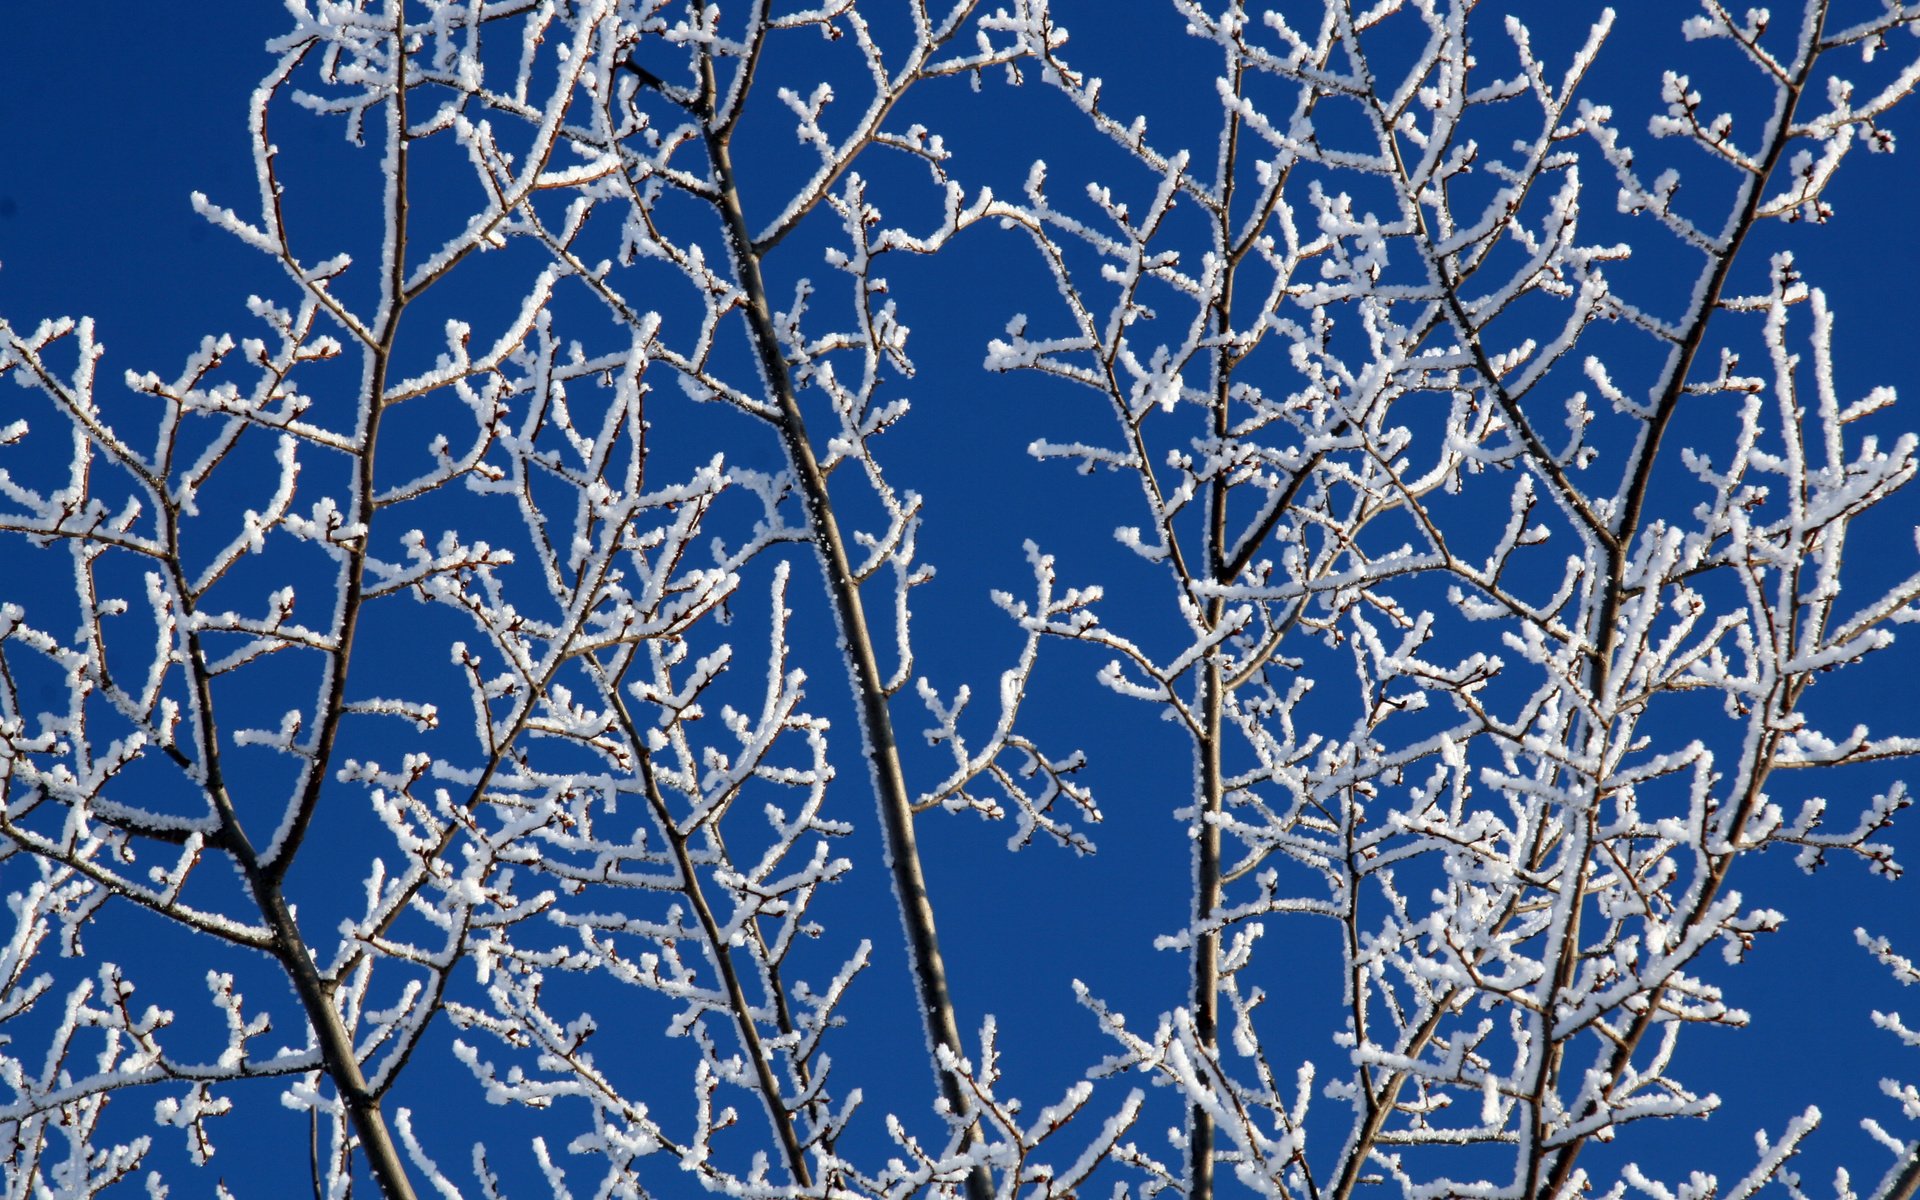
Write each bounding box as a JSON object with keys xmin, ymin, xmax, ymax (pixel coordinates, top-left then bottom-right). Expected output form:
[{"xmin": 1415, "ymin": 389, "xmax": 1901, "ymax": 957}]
[{"xmin": 3, "ymin": 4, "xmax": 1919, "ymax": 1196}]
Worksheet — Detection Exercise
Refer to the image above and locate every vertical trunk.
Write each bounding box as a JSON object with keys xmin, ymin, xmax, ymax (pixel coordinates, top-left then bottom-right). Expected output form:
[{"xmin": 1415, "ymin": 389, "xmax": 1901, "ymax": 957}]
[
  {"xmin": 176, "ymin": 616, "xmax": 417, "ymax": 1200},
  {"xmin": 704, "ymin": 129, "xmax": 993, "ymax": 1200},
  {"xmin": 1534, "ymin": 18, "xmax": 1826, "ymax": 1195},
  {"xmin": 180, "ymin": 9, "xmax": 422, "ymax": 1193},
  {"xmin": 255, "ymin": 855, "xmax": 421, "ymax": 1200},
  {"xmin": 1190, "ymin": 646, "xmax": 1226, "ymax": 1200},
  {"xmin": 1188, "ymin": 51, "xmax": 1245, "ymax": 1196}
]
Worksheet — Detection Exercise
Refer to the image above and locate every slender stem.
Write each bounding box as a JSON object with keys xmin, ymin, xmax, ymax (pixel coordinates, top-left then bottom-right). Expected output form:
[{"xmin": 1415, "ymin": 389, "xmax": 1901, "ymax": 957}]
[
  {"xmin": 1327, "ymin": 1002, "xmax": 1452, "ymax": 1200},
  {"xmin": 610, "ymin": 690, "xmax": 815, "ymax": 1188},
  {"xmin": 703, "ymin": 101, "xmax": 993, "ymax": 1200},
  {"xmin": 1186, "ymin": 45, "xmax": 1250, "ymax": 1200},
  {"xmin": 310, "ymin": 1107, "xmax": 324, "ymax": 1200},
  {"xmin": 171, "ymin": 610, "xmax": 417, "ymax": 1200},
  {"xmin": 1878, "ymin": 1147, "xmax": 1920, "ymax": 1200},
  {"xmin": 252, "ymin": 837, "xmax": 420, "ymax": 1200},
  {"xmin": 198, "ymin": 8, "xmax": 422, "ymax": 1195},
  {"xmin": 1191, "ymin": 655, "xmax": 1224, "ymax": 1200},
  {"xmin": 1533, "ymin": 12, "xmax": 1828, "ymax": 1197},
  {"xmin": 1588, "ymin": 12, "xmax": 1821, "ymax": 699}
]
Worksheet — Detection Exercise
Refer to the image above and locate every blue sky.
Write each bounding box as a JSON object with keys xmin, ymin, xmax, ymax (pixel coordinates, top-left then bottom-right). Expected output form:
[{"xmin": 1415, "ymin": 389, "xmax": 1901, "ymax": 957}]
[{"xmin": 4, "ymin": 4, "xmax": 1920, "ymax": 1198}]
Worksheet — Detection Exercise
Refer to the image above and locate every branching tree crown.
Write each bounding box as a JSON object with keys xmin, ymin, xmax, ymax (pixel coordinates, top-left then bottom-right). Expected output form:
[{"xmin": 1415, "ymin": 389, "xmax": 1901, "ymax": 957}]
[{"xmin": 3, "ymin": 2, "xmax": 1920, "ymax": 1198}]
